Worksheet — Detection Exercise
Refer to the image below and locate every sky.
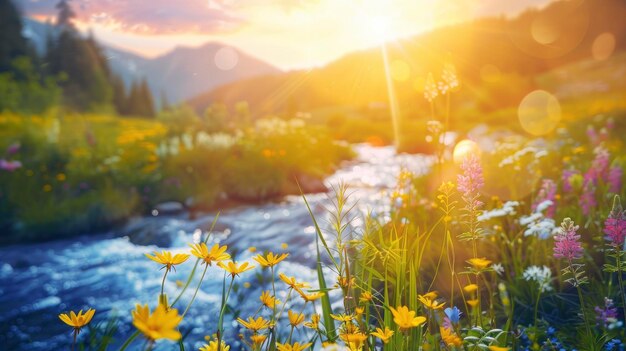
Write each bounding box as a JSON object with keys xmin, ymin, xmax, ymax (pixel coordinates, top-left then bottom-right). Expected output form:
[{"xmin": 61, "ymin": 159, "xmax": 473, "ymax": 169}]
[{"xmin": 19, "ymin": 0, "xmax": 554, "ymax": 70}]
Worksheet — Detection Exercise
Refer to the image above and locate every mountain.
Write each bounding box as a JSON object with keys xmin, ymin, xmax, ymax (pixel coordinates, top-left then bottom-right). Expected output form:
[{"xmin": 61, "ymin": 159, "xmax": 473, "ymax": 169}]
[
  {"xmin": 139, "ymin": 42, "xmax": 280, "ymax": 104},
  {"xmin": 21, "ymin": 18, "xmax": 281, "ymax": 105},
  {"xmin": 188, "ymin": 0, "xmax": 626, "ymax": 117}
]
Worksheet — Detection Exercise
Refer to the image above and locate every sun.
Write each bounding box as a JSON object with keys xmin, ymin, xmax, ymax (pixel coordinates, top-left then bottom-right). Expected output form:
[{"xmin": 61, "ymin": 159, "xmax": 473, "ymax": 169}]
[{"xmin": 351, "ymin": 1, "xmax": 401, "ymax": 45}]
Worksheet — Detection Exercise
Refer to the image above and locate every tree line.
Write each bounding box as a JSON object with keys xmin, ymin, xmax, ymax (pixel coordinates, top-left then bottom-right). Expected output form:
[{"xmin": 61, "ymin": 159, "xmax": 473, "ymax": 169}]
[{"xmin": 0, "ymin": 0, "xmax": 156, "ymax": 117}]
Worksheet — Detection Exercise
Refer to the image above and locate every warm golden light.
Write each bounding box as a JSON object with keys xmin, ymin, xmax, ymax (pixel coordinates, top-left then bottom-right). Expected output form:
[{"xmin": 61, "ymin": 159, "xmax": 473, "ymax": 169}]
[
  {"xmin": 453, "ymin": 139, "xmax": 481, "ymax": 164},
  {"xmin": 517, "ymin": 90, "xmax": 561, "ymax": 136}
]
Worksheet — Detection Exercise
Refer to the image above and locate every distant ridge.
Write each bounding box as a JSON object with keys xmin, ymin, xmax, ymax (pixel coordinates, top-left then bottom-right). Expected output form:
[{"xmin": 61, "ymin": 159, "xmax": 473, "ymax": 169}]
[{"xmin": 22, "ymin": 18, "xmax": 282, "ymax": 104}]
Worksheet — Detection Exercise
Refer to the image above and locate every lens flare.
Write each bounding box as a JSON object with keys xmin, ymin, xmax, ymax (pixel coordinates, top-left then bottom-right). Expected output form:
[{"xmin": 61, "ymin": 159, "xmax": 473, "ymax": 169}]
[
  {"xmin": 592, "ymin": 32, "xmax": 616, "ymax": 61},
  {"xmin": 453, "ymin": 139, "xmax": 481, "ymax": 164},
  {"xmin": 518, "ymin": 90, "xmax": 561, "ymax": 136}
]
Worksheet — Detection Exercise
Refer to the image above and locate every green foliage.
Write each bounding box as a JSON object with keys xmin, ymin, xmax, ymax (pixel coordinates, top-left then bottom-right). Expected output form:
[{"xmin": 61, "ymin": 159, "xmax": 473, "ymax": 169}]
[
  {"xmin": 0, "ymin": 113, "xmax": 351, "ymax": 243},
  {"xmin": 0, "ymin": 56, "xmax": 61, "ymax": 114}
]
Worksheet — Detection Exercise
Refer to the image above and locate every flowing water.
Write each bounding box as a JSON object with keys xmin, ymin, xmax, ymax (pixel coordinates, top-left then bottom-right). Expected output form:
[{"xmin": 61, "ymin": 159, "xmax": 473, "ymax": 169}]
[{"xmin": 0, "ymin": 145, "xmax": 431, "ymax": 351}]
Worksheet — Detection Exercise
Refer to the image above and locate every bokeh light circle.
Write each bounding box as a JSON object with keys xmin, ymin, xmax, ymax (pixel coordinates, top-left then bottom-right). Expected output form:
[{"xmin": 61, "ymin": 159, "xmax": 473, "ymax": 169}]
[
  {"xmin": 592, "ymin": 32, "xmax": 616, "ymax": 61},
  {"xmin": 214, "ymin": 47, "xmax": 239, "ymax": 71},
  {"xmin": 517, "ymin": 90, "xmax": 561, "ymax": 136},
  {"xmin": 390, "ymin": 60, "xmax": 411, "ymax": 82},
  {"xmin": 453, "ymin": 139, "xmax": 481, "ymax": 164}
]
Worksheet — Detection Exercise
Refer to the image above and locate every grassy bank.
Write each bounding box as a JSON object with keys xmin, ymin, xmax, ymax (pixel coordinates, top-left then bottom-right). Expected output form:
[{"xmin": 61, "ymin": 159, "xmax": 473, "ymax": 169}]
[{"xmin": 0, "ymin": 113, "xmax": 352, "ymax": 243}]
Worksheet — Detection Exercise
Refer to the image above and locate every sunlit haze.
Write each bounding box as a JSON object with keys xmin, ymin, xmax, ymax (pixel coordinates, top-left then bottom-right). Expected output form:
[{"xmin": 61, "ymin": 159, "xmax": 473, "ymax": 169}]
[{"xmin": 22, "ymin": 0, "xmax": 554, "ymax": 70}]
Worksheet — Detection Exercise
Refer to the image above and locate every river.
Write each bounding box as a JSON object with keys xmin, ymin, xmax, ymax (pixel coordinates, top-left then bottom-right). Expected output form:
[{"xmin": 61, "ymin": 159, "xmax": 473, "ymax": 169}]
[{"xmin": 0, "ymin": 145, "xmax": 431, "ymax": 350}]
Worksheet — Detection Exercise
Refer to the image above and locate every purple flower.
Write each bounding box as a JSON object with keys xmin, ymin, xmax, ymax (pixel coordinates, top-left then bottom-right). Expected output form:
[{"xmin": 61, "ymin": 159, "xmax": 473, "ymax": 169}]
[
  {"xmin": 608, "ymin": 166, "xmax": 622, "ymax": 194},
  {"xmin": 6, "ymin": 142, "xmax": 20, "ymax": 155},
  {"xmin": 605, "ymin": 197, "xmax": 626, "ymax": 248},
  {"xmin": 586, "ymin": 147, "xmax": 610, "ymax": 184},
  {"xmin": 594, "ymin": 297, "xmax": 620, "ymax": 329},
  {"xmin": 562, "ymin": 169, "xmax": 579, "ymax": 193},
  {"xmin": 580, "ymin": 179, "xmax": 596, "ymax": 216},
  {"xmin": 457, "ymin": 154, "xmax": 484, "ymax": 195},
  {"xmin": 553, "ymin": 218, "xmax": 583, "ymax": 260},
  {"xmin": 533, "ymin": 179, "xmax": 557, "ymax": 218},
  {"xmin": 0, "ymin": 159, "xmax": 22, "ymax": 172},
  {"xmin": 587, "ymin": 125, "xmax": 598, "ymax": 145}
]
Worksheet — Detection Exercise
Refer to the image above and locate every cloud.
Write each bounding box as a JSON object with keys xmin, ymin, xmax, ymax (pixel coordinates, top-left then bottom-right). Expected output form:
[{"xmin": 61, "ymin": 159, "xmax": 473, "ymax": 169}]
[{"xmin": 20, "ymin": 0, "xmax": 245, "ymax": 34}]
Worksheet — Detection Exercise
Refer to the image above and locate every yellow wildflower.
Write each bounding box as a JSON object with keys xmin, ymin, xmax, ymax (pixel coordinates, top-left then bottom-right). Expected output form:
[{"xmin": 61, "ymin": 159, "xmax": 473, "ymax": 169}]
[
  {"xmin": 299, "ymin": 291, "xmax": 325, "ymax": 302},
  {"xmin": 217, "ymin": 261, "xmax": 255, "ymax": 278},
  {"xmin": 371, "ymin": 327, "xmax": 394, "ymax": 343},
  {"xmin": 190, "ymin": 243, "xmax": 230, "ymax": 266},
  {"xmin": 463, "ymin": 284, "xmax": 479, "ymax": 293},
  {"xmin": 467, "ymin": 299, "xmax": 479, "ymax": 307},
  {"xmin": 248, "ymin": 247, "xmax": 257, "ymax": 253},
  {"xmin": 279, "ymin": 273, "xmax": 311, "ymax": 290},
  {"xmin": 440, "ymin": 327, "xmax": 462, "ymax": 346},
  {"xmin": 145, "ymin": 251, "xmax": 189, "ymax": 271},
  {"xmin": 339, "ymin": 331, "xmax": 367, "ymax": 350},
  {"xmin": 281, "ymin": 243, "xmax": 288, "ymax": 249},
  {"xmin": 199, "ymin": 337, "xmax": 230, "ymax": 351},
  {"xmin": 251, "ymin": 334, "xmax": 267, "ymax": 347},
  {"xmin": 488, "ymin": 346, "xmax": 511, "ymax": 351},
  {"xmin": 254, "ymin": 252, "xmax": 289, "ymax": 267},
  {"xmin": 304, "ymin": 314, "xmax": 320, "ymax": 329},
  {"xmin": 389, "ymin": 306, "xmax": 426, "ymax": 331},
  {"xmin": 132, "ymin": 304, "xmax": 182, "ymax": 341},
  {"xmin": 276, "ymin": 342, "xmax": 312, "ymax": 351},
  {"xmin": 422, "ymin": 291, "xmax": 438, "ymax": 300},
  {"xmin": 468, "ymin": 257, "xmax": 492, "ymax": 270},
  {"xmin": 330, "ymin": 313, "xmax": 354, "ymax": 323},
  {"xmin": 359, "ymin": 291, "xmax": 373, "ymax": 303},
  {"xmin": 260, "ymin": 290, "xmax": 280, "ymax": 309},
  {"xmin": 418, "ymin": 294, "xmax": 445, "ymax": 310},
  {"xmin": 237, "ymin": 316, "xmax": 272, "ymax": 332},
  {"xmin": 59, "ymin": 308, "xmax": 95, "ymax": 332},
  {"xmin": 355, "ymin": 307, "xmax": 364, "ymax": 316},
  {"xmin": 288, "ymin": 310, "xmax": 305, "ymax": 327}
]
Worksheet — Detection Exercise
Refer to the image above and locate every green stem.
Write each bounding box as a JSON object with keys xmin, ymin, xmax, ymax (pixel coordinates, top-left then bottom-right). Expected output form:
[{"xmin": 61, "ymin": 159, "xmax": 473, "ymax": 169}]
[
  {"xmin": 615, "ymin": 251, "xmax": 626, "ymax": 325},
  {"xmin": 218, "ymin": 277, "xmax": 236, "ymax": 332},
  {"xmin": 72, "ymin": 329, "xmax": 77, "ymax": 351},
  {"xmin": 533, "ymin": 289, "xmax": 542, "ymax": 339},
  {"xmin": 118, "ymin": 331, "xmax": 140, "ymax": 351},
  {"xmin": 160, "ymin": 268, "xmax": 169, "ymax": 301},
  {"xmin": 182, "ymin": 264, "xmax": 209, "ymax": 318}
]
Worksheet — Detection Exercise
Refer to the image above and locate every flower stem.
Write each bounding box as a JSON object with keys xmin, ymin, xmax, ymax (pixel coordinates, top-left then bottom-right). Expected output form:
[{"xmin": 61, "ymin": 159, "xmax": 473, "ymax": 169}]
[
  {"xmin": 118, "ymin": 331, "xmax": 140, "ymax": 351},
  {"xmin": 615, "ymin": 251, "xmax": 626, "ymax": 324},
  {"xmin": 182, "ymin": 263, "xmax": 209, "ymax": 318},
  {"xmin": 533, "ymin": 290, "xmax": 542, "ymax": 339}
]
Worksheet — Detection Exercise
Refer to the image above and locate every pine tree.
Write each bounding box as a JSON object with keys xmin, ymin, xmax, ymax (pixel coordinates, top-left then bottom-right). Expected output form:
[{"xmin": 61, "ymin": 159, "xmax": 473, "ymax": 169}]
[
  {"xmin": 138, "ymin": 79, "xmax": 155, "ymax": 117},
  {"xmin": 111, "ymin": 74, "xmax": 127, "ymax": 115},
  {"xmin": 0, "ymin": 0, "xmax": 31, "ymax": 72},
  {"xmin": 45, "ymin": 0, "xmax": 114, "ymax": 111},
  {"xmin": 160, "ymin": 91, "xmax": 170, "ymax": 112},
  {"xmin": 55, "ymin": 0, "xmax": 75, "ymax": 28}
]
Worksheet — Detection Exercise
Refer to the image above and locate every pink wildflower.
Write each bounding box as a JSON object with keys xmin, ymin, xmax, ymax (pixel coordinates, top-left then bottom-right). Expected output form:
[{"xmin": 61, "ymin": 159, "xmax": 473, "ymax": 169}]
[
  {"xmin": 457, "ymin": 154, "xmax": 484, "ymax": 195},
  {"xmin": 586, "ymin": 125, "xmax": 598, "ymax": 146},
  {"xmin": 553, "ymin": 218, "xmax": 583, "ymax": 260},
  {"xmin": 580, "ymin": 179, "xmax": 596, "ymax": 216},
  {"xmin": 604, "ymin": 197, "xmax": 626, "ymax": 248},
  {"xmin": 0, "ymin": 159, "xmax": 22, "ymax": 172},
  {"xmin": 533, "ymin": 179, "xmax": 557, "ymax": 218},
  {"xmin": 6, "ymin": 142, "xmax": 20, "ymax": 155},
  {"xmin": 608, "ymin": 166, "xmax": 622, "ymax": 194},
  {"xmin": 561, "ymin": 169, "xmax": 579, "ymax": 193},
  {"xmin": 585, "ymin": 146, "xmax": 610, "ymax": 184}
]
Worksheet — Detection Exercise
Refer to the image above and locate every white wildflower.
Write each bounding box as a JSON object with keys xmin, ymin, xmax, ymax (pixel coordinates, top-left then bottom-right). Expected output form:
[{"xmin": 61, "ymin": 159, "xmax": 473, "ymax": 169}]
[
  {"xmin": 523, "ymin": 265, "xmax": 553, "ymax": 292},
  {"xmin": 478, "ymin": 201, "xmax": 519, "ymax": 222}
]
